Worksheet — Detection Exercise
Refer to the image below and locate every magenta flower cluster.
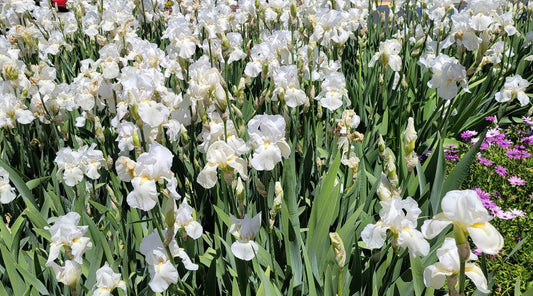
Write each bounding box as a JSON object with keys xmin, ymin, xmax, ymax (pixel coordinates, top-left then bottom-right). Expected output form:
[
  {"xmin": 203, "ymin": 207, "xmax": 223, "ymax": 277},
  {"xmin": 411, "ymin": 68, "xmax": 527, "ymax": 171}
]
[
  {"xmin": 444, "ymin": 145, "xmax": 459, "ymax": 161},
  {"xmin": 474, "ymin": 188, "xmax": 525, "ymax": 220},
  {"xmin": 456, "ymin": 119, "xmax": 532, "ymax": 186}
]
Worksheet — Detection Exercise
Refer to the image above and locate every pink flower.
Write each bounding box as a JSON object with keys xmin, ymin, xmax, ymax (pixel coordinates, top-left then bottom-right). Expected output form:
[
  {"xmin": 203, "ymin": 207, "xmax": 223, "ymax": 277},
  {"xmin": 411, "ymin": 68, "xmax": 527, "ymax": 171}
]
[
  {"xmin": 508, "ymin": 176, "xmax": 526, "ymax": 186},
  {"xmin": 496, "ymin": 139, "xmax": 512, "ymax": 148},
  {"xmin": 521, "ymin": 150, "xmax": 531, "ymax": 158},
  {"xmin": 506, "ymin": 148, "xmax": 522, "ymax": 159},
  {"xmin": 510, "ymin": 209, "xmax": 525, "ymax": 218},
  {"xmin": 477, "ymin": 157, "xmax": 493, "ymax": 166},
  {"xmin": 486, "ymin": 128, "xmax": 501, "ymax": 138},
  {"xmin": 495, "ymin": 166, "xmax": 507, "ymax": 176},
  {"xmin": 522, "ymin": 136, "xmax": 533, "ymax": 144},
  {"xmin": 460, "ymin": 130, "xmax": 478, "ymax": 141}
]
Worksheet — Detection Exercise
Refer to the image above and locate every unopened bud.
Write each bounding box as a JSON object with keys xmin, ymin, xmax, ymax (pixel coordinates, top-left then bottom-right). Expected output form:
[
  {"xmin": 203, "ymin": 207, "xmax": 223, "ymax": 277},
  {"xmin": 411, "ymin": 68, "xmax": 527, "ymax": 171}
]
[
  {"xmin": 329, "ymin": 232, "xmax": 346, "ymax": 268},
  {"xmin": 165, "ymin": 199, "xmax": 177, "ymax": 229},
  {"xmin": 94, "ymin": 116, "xmax": 105, "ymax": 142},
  {"xmin": 378, "ymin": 135, "xmax": 386, "ymax": 159},
  {"xmin": 236, "ymin": 178, "xmax": 245, "ymax": 202},
  {"xmin": 402, "ymin": 117, "xmax": 417, "ymax": 155},
  {"xmin": 254, "ymin": 176, "xmax": 267, "ymax": 197},
  {"xmin": 290, "ymin": 1, "xmax": 297, "ymax": 18}
]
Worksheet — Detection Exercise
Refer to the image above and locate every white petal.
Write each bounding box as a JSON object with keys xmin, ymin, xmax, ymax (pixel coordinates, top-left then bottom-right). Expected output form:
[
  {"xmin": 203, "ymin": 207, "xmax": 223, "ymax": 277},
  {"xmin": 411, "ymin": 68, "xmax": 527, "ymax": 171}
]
[
  {"xmin": 361, "ymin": 222, "xmax": 388, "ymax": 249},
  {"xmin": 197, "ymin": 163, "xmax": 218, "ymax": 189},
  {"xmin": 63, "ymin": 167, "xmax": 84, "ymax": 187},
  {"xmin": 441, "ymin": 190, "xmax": 490, "ymax": 225},
  {"xmin": 177, "ymin": 249, "xmax": 198, "ymax": 271},
  {"xmin": 517, "ymin": 92, "xmax": 530, "ymax": 106},
  {"xmin": 467, "ymin": 222, "xmax": 504, "ymax": 255},
  {"xmin": 149, "ymin": 261, "xmax": 178, "ymax": 293},
  {"xmin": 421, "ymin": 215, "xmax": 452, "ymax": 239},
  {"xmin": 127, "ymin": 177, "xmax": 158, "ymax": 211},
  {"xmin": 397, "ymin": 228, "xmax": 430, "ymax": 257},
  {"xmin": 388, "ymin": 55, "xmax": 402, "ymax": 72},
  {"xmin": 71, "ymin": 237, "xmax": 92, "ymax": 264},
  {"xmin": 465, "ymin": 263, "xmax": 489, "ymax": 293},
  {"xmin": 185, "ymin": 221, "xmax": 203, "ymax": 240},
  {"xmin": 231, "ymin": 240, "xmax": 258, "ymax": 261},
  {"xmin": 228, "ymin": 157, "xmax": 248, "ymax": 179},
  {"xmin": 250, "ymin": 145, "xmax": 282, "ymax": 171},
  {"xmin": 15, "ymin": 109, "xmax": 34, "ymax": 124},
  {"xmin": 423, "ymin": 263, "xmax": 452, "ymax": 289},
  {"xmin": 0, "ymin": 185, "xmax": 16, "ymax": 204},
  {"xmin": 47, "ymin": 242, "xmax": 63, "ymax": 264}
]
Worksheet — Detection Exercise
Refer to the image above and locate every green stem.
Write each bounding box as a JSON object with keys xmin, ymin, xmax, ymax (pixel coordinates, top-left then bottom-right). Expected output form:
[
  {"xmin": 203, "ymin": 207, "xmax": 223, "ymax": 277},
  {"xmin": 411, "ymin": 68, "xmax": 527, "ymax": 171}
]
[
  {"xmin": 337, "ymin": 267, "xmax": 344, "ymax": 296},
  {"xmin": 458, "ymin": 258, "xmax": 466, "ymax": 295},
  {"xmin": 151, "ymin": 207, "xmax": 175, "ymax": 265}
]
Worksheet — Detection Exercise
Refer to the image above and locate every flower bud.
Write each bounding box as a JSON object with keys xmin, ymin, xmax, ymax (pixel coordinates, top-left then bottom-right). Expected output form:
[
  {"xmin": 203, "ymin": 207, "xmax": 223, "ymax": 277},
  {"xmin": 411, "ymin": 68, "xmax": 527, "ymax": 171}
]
[
  {"xmin": 378, "ymin": 134, "xmax": 386, "ymax": 159},
  {"xmin": 269, "ymin": 182, "xmax": 283, "ymax": 231},
  {"xmin": 402, "ymin": 117, "xmax": 417, "ymax": 155},
  {"xmin": 384, "ymin": 148, "xmax": 398, "ymax": 187},
  {"xmin": 329, "ymin": 232, "xmax": 346, "ymax": 268}
]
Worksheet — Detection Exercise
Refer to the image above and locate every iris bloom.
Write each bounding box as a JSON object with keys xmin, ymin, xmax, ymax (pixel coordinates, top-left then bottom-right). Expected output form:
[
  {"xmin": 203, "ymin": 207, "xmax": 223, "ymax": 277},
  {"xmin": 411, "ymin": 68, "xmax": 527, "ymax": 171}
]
[
  {"xmin": 369, "ymin": 39, "xmax": 402, "ymax": 72},
  {"xmin": 494, "ymin": 75, "xmax": 530, "ymax": 107},
  {"xmin": 315, "ymin": 72, "xmax": 349, "ymax": 111},
  {"xmin": 48, "ymin": 260, "xmax": 82, "ymax": 287},
  {"xmin": 361, "ymin": 197, "xmax": 429, "ymax": 257},
  {"xmin": 126, "ymin": 142, "xmax": 178, "ymax": 211},
  {"xmin": 230, "ymin": 214, "xmax": 261, "ymax": 261},
  {"xmin": 92, "ymin": 263, "xmax": 126, "ymax": 296},
  {"xmin": 0, "ymin": 167, "xmax": 16, "ymax": 204},
  {"xmin": 55, "ymin": 144, "xmax": 106, "ymax": 187},
  {"xmin": 140, "ymin": 230, "xmax": 198, "ymax": 293},
  {"xmin": 46, "ymin": 212, "xmax": 92, "ymax": 265},
  {"xmin": 247, "ymin": 114, "xmax": 290, "ymax": 171},
  {"xmin": 175, "ymin": 199, "xmax": 203, "ymax": 239},
  {"xmin": 272, "ymin": 65, "xmax": 308, "ymax": 108},
  {"xmin": 197, "ymin": 141, "xmax": 248, "ymax": 189},
  {"xmin": 427, "ymin": 55, "xmax": 469, "ymax": 100},
  {"xmin": 422, "ymin": 190, "xmax": 504, "ymax": 255},
  {"xmin": 424, "ymin": 238, "xmax": 489, "ymax": 293}
]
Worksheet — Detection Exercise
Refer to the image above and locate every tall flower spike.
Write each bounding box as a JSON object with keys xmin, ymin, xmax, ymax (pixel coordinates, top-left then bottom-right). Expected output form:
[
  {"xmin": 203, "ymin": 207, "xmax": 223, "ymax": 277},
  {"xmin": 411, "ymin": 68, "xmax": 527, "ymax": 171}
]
[{"xmin": 422, "ymin": 190, "xmax": 504, "ymax": 255}]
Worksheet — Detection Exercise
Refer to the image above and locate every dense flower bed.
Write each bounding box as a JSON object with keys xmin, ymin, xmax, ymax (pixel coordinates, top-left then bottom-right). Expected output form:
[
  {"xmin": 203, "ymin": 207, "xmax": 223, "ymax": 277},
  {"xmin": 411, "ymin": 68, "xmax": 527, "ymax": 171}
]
[{"xmin": 0, "ymin": 0, "xmax": 532, "ymax": 295}]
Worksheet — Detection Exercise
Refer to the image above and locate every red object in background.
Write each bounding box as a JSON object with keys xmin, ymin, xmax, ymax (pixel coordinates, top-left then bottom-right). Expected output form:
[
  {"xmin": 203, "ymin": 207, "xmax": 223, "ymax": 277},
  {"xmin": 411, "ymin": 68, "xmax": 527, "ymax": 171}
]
[{"xmin": 52, "ymin": 0, "xmax": 67, "ymax": 8}]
